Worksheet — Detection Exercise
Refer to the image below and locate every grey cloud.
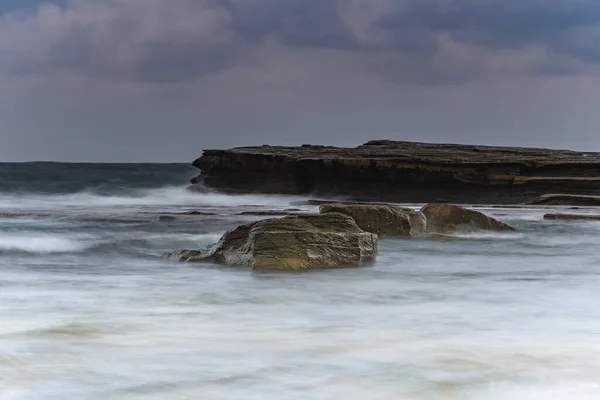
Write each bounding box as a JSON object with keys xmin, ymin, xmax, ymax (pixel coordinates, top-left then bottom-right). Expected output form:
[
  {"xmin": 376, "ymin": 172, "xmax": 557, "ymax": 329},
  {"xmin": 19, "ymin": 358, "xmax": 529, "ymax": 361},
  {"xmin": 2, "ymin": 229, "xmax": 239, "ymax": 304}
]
[
  {"xmin": 0, "ymin": 0, "xmax": 236, "ymax": 82},
  {"xmin": 230, "ymin": 0, "xmax": 359, "ymax": 49},
  {"xmin": 1, "ymin": 0, "xmax": 600, "ymax": 84}
]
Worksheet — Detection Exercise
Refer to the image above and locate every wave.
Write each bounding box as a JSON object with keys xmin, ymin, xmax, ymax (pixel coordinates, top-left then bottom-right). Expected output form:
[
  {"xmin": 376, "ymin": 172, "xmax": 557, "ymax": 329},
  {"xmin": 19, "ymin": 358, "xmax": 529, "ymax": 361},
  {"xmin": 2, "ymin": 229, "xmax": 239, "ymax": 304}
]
[
  {"xmin": 453, "ymin": 232, "xmax": 526, "ymax": 240},
  {"xmin": 0, "ymin": 186, "xmax": 309, "ymax": 211},
  {"xmin": 0, "ymin": 234, "xmax": 95, "ymax": 254}
]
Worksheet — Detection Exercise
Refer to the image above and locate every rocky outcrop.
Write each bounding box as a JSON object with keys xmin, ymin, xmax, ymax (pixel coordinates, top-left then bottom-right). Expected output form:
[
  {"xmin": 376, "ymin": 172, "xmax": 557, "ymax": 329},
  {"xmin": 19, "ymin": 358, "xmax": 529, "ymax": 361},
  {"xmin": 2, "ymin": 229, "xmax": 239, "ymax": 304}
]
[
  {"xmin": 421, "ymin": 203, "xmax": 515, "ymax": 234},
  {"xmin": 166, "ymin": 213, "xmax": 377, "ymax": 270},
  {"xmin": 319, "ymin": 204, "xmax": 426, "ymax": 236},
  {"xmin": 544, "ymin": 213, "xmax": 600, "ymax": 221},
  {"xmin": 527, "ymin": 194, "xmax": 600, "ymax": 206},
  {"xmin": 191, "ymin": 140, "xmax": 600, "ymax": 204}
]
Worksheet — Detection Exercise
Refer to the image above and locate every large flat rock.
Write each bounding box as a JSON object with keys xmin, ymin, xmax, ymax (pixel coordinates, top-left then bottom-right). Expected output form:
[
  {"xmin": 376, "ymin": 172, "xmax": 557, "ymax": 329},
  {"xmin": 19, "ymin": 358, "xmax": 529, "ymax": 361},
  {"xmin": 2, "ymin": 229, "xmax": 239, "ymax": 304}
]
[{"xmin": 192, "ymin": 140, "xmax": 600, "ymax": 204}]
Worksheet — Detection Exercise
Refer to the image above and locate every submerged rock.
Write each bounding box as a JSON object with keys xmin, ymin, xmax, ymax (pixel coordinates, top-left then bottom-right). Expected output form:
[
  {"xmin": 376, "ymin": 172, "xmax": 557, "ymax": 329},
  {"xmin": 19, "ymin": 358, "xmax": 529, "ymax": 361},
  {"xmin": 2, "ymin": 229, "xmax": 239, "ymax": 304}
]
[
  {"xmin": 166, "ymin": 249, "xmax": 207, "ymax": 262},
  {"xmin": 544, "ymin": 213, "xmax": 600, "ymax": 221},
  {"xmin": 157, "ymin": 215, "xmax": 178, "ymax": 222},
  {"xmin": 319, "ymin": 204, "xmax": 426, "ymax": 236},
  {"xmin": 166, "ymin": 213, "xmax": 377, "ymax": 270},
  {"xmin": 421, "ymin": 203, "xmax": 515, "ymax": 234}
]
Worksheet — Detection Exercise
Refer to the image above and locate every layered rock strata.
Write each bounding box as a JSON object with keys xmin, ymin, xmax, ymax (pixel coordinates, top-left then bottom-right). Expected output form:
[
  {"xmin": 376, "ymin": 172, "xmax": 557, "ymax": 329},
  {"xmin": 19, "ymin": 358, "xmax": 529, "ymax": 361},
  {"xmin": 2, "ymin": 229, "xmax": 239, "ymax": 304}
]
[{"xmin": 192, "ymin": 140, "xmax": 600, "ymax": 204}]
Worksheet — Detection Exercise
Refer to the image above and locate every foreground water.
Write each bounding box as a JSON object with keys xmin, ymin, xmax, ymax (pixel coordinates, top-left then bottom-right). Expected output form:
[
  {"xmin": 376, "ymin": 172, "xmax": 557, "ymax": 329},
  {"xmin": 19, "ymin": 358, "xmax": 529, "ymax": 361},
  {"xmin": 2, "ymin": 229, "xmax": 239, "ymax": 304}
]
[{"xmin": 1, "ymin": 163, "xmax": 600, "ymax": 400}]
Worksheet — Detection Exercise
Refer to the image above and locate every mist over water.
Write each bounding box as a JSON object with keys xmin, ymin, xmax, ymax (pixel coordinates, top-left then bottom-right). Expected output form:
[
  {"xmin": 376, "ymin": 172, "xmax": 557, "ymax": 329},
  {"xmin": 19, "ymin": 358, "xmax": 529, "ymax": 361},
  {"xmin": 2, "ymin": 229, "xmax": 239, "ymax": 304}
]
[{"xmin": 1, "ymin": 163, "xmax": 600, "ymax": 399}]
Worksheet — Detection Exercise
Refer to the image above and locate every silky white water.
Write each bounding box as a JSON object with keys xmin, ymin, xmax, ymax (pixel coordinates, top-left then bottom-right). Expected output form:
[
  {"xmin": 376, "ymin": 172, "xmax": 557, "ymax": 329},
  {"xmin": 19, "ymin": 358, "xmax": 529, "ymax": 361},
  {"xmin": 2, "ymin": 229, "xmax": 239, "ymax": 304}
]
[{"xmin": 1, "ymin": 164, "xmax": 599, "ymax": 400}]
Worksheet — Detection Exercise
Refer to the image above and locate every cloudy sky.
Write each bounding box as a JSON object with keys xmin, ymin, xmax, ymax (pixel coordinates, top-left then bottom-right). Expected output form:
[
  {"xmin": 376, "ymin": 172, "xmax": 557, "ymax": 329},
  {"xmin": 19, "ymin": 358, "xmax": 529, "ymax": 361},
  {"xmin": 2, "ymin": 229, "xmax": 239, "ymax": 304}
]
[{"xmin": 1, "ymin": 0, "xmax": 599, "ymax": 161}]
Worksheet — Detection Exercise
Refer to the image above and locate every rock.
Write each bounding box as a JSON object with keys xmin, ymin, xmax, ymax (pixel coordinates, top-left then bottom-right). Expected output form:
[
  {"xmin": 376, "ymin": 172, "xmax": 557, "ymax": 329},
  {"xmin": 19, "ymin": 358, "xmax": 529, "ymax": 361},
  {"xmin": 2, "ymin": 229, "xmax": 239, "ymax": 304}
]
[
  {"xmin": 157, "ymin": 215, "xmax": 177, "ymax": 222},
  {"xmin": 165, "ymin": 249, "xmax": 207, "ymax": 261},
  {"xmin": 191, "ymin": 140, "xmax": 600, "ymax": 204},
  {"xmin": 421, "ymin": 203, "xmax": 515, "ymax": 234},
  {"xmin": 166, "ymin": 213, "xmax": 378, "ymax": 270},
  {"xmin": 181, "ymin": 211, "xmax": 216, "ymax": 216},
  {"xmin": 527, "ymin": 194, "xmax": 600, "ymax": 206},
  {"xmin": 155, "ymin": 211, "xmax": 216, "ymax": 220},
  {"xmin": 319, "ymin": 204, "xmax": 426, "ymax": 236},
  {"xmin": 544, "ymin": 213, "xmax": 600, "ymax": 221}
]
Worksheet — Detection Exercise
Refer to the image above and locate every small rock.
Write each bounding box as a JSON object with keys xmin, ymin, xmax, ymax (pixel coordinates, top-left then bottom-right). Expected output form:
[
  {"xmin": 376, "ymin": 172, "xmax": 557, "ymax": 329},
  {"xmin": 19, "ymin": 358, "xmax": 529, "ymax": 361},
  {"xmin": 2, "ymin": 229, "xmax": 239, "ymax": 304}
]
[
  {"xmin": 157, "ymin": 215, "xmax": 177, "ymax": 222},
  {"xmin": 181, "ymin": 211, "xmax": 216, "ymax": 216},
  {"xmin": 164, "ymin": 249, "xmax": 208, "ymax": 261},
  {"xmin": 421, "ymin": 203, "xmax": 515, "ymax": 234},
  {"xmin": 544, "ymin": 213, "xmax": 600, "ymax": 221},
  {"xmin": 319, "ymin": 204, "xmax": 426, "ymax": 236}
]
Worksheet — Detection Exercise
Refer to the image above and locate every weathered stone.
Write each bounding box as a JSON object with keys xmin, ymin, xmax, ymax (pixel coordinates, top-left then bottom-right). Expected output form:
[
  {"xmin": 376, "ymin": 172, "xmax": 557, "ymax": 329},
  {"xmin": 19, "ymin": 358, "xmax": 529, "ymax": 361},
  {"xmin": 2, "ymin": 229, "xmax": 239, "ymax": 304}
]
[
  {"xmin": 544, "ymin": 213, "xmax": 600, "ymax": 221},
  {"xmin": 191, "ymin": 140, "xmax": 600, "ymax": 204},
  {"xmin": 319, "ymin": 204, "xmax": 426, "ymax": 236},
  {"xmin": 421, "ymin": 203, "xmax": 515, "ymax": 234},
  {"xmin": 166, "ymin": 213, "xmax": 377, "ymax": 270}
]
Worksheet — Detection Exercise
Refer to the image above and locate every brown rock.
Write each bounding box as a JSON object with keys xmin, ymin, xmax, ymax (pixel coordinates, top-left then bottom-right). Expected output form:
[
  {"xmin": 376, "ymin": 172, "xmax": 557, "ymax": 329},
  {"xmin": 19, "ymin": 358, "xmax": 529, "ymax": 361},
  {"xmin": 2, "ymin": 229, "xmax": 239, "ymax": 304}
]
[
  {"xmin": 166, "ymin": 213, "xmax": 377, "ymax": 270},
  {"xmin": 319, "ymin": 204, "xmax": 426, "ymax": 236},
  {"xmin": 421, "ymin": 203, "xmax": 515, "ymax": 234}
]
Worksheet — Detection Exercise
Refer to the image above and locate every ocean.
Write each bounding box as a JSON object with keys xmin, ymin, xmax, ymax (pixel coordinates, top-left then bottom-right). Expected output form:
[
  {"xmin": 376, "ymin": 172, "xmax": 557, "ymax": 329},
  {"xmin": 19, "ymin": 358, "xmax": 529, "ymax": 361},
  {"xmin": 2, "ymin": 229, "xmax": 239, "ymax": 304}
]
[{"xmin": 1, "ymin": 163, "xmax": 599, "ymax": 400}]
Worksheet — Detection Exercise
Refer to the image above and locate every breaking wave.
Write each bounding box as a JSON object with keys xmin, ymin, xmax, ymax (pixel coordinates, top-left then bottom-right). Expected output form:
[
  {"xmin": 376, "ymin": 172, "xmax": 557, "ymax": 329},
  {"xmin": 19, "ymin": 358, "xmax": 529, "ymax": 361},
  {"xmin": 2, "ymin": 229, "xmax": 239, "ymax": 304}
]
[
  {"xmin": 0, "ymin": 186, "xmax": 308, "ymax": 211},
  {"xmin": 0, "ymin": 234, "xmax": 95, "ymax": 254}
]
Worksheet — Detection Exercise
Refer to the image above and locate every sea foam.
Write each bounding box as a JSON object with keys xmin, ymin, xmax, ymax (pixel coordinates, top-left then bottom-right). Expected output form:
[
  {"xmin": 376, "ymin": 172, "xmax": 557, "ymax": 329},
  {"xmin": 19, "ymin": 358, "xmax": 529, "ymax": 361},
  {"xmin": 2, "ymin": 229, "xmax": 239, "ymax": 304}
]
[
  {"xmin": 0, "ymin": 234, "xmax": 94, "ymax": 254},
  {"xmin": 0, "ymin": 186, "xmax": 307, "ymax": 211}
]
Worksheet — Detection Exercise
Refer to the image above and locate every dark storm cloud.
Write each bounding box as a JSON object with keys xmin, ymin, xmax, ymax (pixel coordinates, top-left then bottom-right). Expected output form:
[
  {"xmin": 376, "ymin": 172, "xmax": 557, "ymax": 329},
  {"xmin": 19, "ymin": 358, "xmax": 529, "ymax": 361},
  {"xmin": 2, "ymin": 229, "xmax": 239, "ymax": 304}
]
[{"xmin": 1, "ymin": 0, "xmax": 600, "ymax": 84}]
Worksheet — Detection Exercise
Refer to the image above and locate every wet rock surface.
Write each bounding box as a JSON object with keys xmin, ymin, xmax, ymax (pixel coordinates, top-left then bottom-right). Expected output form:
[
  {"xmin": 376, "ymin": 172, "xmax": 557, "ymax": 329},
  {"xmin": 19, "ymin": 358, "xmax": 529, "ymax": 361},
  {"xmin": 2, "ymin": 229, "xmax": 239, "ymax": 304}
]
[
  {"xmin": 166, "ymin": 213, "xmax": 378, "ymax": 270},
  {"xmin": 192, "ymin": 140, "xmax": 600, "ymax": 204},
  {"xmin": 421, "ymin": 203, "xmax": 515, "ymax": 234},
  {"xmin": 319, "ymin": 204, "xmax": 426, "ymax": 236}
]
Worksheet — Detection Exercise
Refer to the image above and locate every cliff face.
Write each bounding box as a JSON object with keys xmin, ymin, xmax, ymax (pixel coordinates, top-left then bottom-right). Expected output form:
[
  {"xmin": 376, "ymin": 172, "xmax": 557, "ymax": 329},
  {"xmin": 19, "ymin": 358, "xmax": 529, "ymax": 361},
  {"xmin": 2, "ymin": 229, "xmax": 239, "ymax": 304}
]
[{"xmin": 192, "ymin": 140, "xmax": 600, "ymax": 204}]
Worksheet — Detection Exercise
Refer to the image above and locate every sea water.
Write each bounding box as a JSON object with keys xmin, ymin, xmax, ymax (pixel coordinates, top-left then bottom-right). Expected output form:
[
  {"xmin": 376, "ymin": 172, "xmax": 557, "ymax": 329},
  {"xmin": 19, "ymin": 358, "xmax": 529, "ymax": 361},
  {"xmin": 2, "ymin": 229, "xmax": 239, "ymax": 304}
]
[{"xmin": 1, "ymin": 163, "xmax": 599, "ymax": 400}]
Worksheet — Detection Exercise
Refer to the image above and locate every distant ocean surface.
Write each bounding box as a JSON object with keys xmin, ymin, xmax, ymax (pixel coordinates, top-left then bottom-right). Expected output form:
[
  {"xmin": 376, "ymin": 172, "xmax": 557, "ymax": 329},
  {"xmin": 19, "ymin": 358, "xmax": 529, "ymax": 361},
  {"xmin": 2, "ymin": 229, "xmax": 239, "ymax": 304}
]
[{"xmin": 1, "ymin": 163, "xmax": 600, "ymax": 400}]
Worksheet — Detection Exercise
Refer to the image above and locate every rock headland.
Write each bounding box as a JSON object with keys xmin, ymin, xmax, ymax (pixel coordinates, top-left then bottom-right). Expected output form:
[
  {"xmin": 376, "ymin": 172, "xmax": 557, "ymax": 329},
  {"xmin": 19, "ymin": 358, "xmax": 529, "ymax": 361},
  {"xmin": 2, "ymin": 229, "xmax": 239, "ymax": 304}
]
[{"xmin": 191, "ymin": 140, "xmax": 600, "ymax": 204}]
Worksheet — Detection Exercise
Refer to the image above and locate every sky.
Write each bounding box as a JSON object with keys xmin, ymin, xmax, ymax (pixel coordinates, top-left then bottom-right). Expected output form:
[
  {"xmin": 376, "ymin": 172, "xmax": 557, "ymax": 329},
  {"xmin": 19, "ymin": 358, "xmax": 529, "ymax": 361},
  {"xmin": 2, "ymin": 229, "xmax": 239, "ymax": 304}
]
[{"xmin": 1, "ymin": 0, "xmax": 600, "ymax": 162}]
